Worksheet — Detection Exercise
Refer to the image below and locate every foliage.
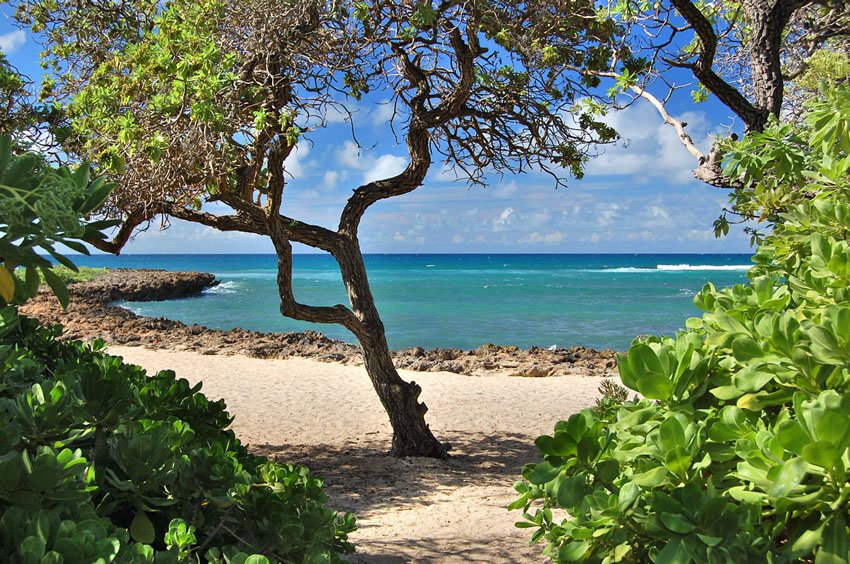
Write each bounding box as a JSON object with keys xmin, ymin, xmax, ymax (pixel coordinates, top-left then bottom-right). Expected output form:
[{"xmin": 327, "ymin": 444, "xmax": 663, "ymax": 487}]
[
  {"xmin": 0, "ymin": 53, "xmax": 29, "ymax": 138},
  {"xmin": 512, "ymin": 86, "xmax": 850, "ymax": 562},
  {"xmin": 594, "ymin": 379, "xmax": 630, "ymax": 412},
  {"xmin": 0, "ymin": 134, "xmax": 116, "ymax": 310},
  {"xmin": 0, "ymin": 316, "xmax": 356, "ymax": 562},
  {"xmin": 718, "ymin": 86, "xmax": 850, "ymax": 243},
  {"xmin": 42, "ymin": 266, "xmax": 108, "ymax": 285}
]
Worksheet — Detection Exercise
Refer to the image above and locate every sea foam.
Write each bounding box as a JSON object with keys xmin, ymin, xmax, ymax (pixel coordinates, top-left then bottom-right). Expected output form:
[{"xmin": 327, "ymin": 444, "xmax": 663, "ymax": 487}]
[{"xmin": 595, "ymin": 264, "xmax": 750, "ymax": 273}]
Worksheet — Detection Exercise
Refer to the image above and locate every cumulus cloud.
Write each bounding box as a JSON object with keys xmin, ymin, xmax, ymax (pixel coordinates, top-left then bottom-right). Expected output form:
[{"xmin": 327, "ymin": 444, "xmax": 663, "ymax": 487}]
[
  {"xmin": 323, "ymin": 170, "xmax": 340, "ymax": 189},
  {"xmin": 596, "ymin": 203, "xmax": 620, "ymax": 227},
  {"xmin": 283, "ymin": 143, "xmax": 310, "ymax": 178},
  {"xmin": 0, "ymin": 31, "xmax": 26, "ymax": 55},
  {"xmin": 363, "ymin": 154, "xmax": 407, "ymax": 183},
  {"xmin": 371, "ymin": 100, "xmax": 396, "ymax": 125},
  {"xmin": 493, "ymin": 207, "xmax": 515, "ymax": 231},
  {"xmin": 584, "ymin": 101, "xmax": 715, "ymax": 185},
  {"xmin": 333, "ymin": 140, "xmax": 408, "ymax": 184},
  {"xmin": 649, "ymin": 206, "xmax": 670, "ymax": 221}
]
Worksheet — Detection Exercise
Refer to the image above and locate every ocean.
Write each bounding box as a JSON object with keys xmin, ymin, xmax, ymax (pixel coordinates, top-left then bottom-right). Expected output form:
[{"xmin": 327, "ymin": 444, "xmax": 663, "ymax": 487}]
[{"xmin": 71, "ymin": 253, "xmax": 752, "ymax": 351}]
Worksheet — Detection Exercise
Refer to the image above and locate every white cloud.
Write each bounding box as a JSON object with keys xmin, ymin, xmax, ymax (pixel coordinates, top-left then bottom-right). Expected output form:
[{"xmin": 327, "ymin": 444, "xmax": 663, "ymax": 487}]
[
  {"xmin": 323, "ymin": 104, "xmax": 353, "ymax": 124},
  {"xmin": 596, "ymin": 204, "xmax": 620, "ymax": 227},
  {"xmin": 584, "ymin": 101, "xmax": 715, "ymax": 185},
  {"xmin": 333, "ymin": 141, "xmax": 408, "ymax": 185},
  {"xmin": 337, "ymin": 141, "xmax": 364, "ymax": 169},
  {"xmin": 323, "ymin": 170, "xmax": 339, "ymax": 189},
  {"xmin": 493, "ymin": 181, "xmax": 519, "ymax": 199},
  {"xmin": 649, "ymin": 206, "xmax": 670, "ymax": 221},
  {"xmin": 0, "ymin": 31, "xmax": 26, "ymax": 55},
  {"xmin": 520, "ymin": 231, "xmax": 565, "ymax": 244},
  {"xmin": 493, "ymin": 207, "xmax": 515, "ymax": 231},
  {"xmin": 452, "ymin": 234, "xmax": 464, "ymax": 244},
  {"xmin": 283, "ymin": 143, "xmax": 310, "ymax": 178},
  {"xmin": 371, "ymin": 100, "xmax": 396, "ymax": 125},
  {"xmin": 363, "ymin": 154, "xmax": 407, "ymax": 183}
]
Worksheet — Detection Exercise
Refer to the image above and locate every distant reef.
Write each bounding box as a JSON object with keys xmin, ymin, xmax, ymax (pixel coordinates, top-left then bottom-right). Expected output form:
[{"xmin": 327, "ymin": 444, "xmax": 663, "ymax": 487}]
[{"xmin": 21, "ymin": 268, "xmax": 618, "ymax": 378}]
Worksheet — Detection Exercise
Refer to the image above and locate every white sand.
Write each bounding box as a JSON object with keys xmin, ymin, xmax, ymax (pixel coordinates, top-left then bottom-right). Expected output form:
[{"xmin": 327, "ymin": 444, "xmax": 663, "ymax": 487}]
[{"xmin": 109, "ymin": 346, "xmax": 607, "ymax": 563}]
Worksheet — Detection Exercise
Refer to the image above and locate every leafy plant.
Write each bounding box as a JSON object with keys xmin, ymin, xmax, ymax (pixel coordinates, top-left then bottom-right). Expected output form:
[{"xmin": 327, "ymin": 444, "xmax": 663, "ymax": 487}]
[
  {"xmin": 0, "ymin": 317, "xmax": 356, "ymax": 562},
  {"xmin": 41, "ymin": 265, "xmax": 107, "ymax": 285},
  {"xmin": 512, "ymin": 86, "xmax": 850, "ymax": 562},
  {"xmin": 0, "ymin": 134, "xmax": 117, "ymax": 311}
]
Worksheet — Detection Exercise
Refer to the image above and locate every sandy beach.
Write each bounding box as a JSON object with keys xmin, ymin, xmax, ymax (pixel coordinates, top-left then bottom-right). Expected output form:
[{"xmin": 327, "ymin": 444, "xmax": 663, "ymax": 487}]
[{"xmin": 109, "ymin": 346, "xmax": 607, "ymax": 562}]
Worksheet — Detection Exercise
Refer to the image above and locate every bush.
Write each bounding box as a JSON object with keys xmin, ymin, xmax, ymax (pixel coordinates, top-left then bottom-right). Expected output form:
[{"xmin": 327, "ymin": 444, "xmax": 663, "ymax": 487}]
[
  {"xmin": 42, "ymin": 265, "xmax": 108, "ymax": 285},
  {"xmin": 512, "ymin": 87, "xmax": 850, "ymax": 562},
  {"xmin": 0, "ymin": 316, "xmax": 355, "ymax": 562},
  {"xmin": 0, "ymin": 134, "xmax": 116, "ymax": 311}
]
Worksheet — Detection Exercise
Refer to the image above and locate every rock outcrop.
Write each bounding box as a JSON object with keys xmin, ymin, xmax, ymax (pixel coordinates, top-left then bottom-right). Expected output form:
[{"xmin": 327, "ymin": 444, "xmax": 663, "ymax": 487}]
[{"xmin": 20, "ymin": 269, "xmax": 619, "ymax": 378}]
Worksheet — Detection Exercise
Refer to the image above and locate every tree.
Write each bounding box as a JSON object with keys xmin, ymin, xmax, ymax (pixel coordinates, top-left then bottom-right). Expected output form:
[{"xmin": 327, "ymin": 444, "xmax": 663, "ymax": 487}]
[
  {"xmin": 588, "ymin": 0, "xmax": 849, "ymax": 187},
  {"xmin": 16, "ymin": 0, "xmax": 621, "ymax": 457}
]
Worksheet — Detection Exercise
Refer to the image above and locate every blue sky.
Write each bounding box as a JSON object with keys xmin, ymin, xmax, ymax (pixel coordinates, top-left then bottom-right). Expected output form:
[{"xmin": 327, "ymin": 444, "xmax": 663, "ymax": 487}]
[{"xmin": 0, "ymin": 15, "xmax": 754, "ymax": 255}]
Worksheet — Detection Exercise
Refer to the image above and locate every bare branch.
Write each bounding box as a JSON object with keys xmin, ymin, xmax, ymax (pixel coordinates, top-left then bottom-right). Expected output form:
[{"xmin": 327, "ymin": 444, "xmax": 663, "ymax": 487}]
[{"xmin": 267, "ymin": 221, "xmax": 362, "ymax": 335}]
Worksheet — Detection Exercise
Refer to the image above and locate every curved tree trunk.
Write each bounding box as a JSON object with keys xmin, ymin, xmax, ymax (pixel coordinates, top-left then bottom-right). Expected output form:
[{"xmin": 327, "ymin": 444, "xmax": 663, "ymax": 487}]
[
  {"xmin": 266, "ymin": 213, "xmax": 448, "ymax": 458},
  {"xmin": 334, "ymin": 238, "xmax": 449, "ymax": 458}
]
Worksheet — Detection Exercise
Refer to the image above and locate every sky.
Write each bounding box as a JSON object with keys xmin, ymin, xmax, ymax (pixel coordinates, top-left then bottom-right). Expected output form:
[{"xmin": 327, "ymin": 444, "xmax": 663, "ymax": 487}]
[{"xmin": 0, "ymin": 13, "xmax": 754, "ymax": 255}]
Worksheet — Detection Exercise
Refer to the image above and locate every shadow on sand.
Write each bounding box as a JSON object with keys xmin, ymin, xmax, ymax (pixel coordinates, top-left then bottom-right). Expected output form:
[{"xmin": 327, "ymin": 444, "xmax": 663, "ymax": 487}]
[
  {"xmin": 253, "ymin": 431, "xmax": 538, "ymax": 516},
  {"xmin": 253, "ymin": 431, "xmax": 541, "ymax": 562}
]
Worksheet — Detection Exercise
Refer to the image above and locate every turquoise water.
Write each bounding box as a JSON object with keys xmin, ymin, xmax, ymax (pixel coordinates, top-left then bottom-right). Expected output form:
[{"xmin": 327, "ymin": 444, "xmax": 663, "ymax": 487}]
[{"xmin": 72, "ymin": 254, "xmax": 752, "ymax": 351}]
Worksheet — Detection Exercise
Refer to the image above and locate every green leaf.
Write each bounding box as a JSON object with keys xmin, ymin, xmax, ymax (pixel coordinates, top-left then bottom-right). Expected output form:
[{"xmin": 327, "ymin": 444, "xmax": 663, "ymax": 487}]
[
  {"xmin": 817, "ymin": 515, "xmax": 849, "ymax": 564},
  {"xmin": 637, "ymin": 372, "xmax": 674, "ymax": 401},
  {"xmin": 559, "ymin": 541, "xmax": 590, "ymax": 562},
  {"xmin": 130, "ymin": 511, "xmax": 156, "ymax": 545},
  {"xmin": 802, "ymin": 441, "xmax": 840, "ymax": 470},
  {"xmin": 632, "ymin": 466, "xmax": 668, "ymax": 488},
  {"xmin": 535, "ymin": 433, "xmax": 576, "ymax": 457},
  {"xmin": 659, "ymin": 416, "xmax": 687, "ymax": 450},
  {"xmin": 664, "ymin": 447, "xmax": 693, "ymax": 479},
  {"xmin": 618, "ymin": 482, "xmax": 640, "ymax": 512},
  {"xmin": 526, "ymin": 462, "xmax": 560, "ymax": 485},
  {"xmin": 660, "ymin": 512, "xmax": 696, "ymax": 534},
  {"xmin": 40, "ymin": 267, "xmax": 69, "ymax": 308},
  {"xmin": 555, "ymin": 475, "xmax": 587, "ymax": 508},
  {"xmin": 732, "ymin": 337, "xmax": 763, "ymax": 362},
  {"xmin": 655, "ymin": 537, "xmax": 689, "ymax": 563},
  {"xmin": 777, "ymin": 420, "xmax": 811, "ymax": 455},
  {"xmin": 769, "ymin": 457, "xmax": 808, "ymax": 498}
]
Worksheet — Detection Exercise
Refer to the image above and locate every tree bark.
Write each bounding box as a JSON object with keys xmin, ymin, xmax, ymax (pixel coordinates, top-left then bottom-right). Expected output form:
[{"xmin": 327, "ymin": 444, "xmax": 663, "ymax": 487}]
[{"xmin": 334, "ymin": 237, "xmax": 449, "ymax": 458}]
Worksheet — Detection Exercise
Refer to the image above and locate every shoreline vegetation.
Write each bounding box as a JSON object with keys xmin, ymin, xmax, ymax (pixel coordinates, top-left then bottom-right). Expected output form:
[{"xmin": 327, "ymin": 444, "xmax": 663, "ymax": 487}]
[{"xmin": 20, "ymin": 268, "xmax": 619, "ymax": 379}]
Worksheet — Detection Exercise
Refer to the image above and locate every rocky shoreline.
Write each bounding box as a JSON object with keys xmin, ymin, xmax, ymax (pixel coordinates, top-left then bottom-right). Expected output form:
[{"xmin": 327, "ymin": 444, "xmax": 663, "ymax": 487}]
[{"xmin": 20, "ymin": 269, "xmax": 619, "ymax": 378}]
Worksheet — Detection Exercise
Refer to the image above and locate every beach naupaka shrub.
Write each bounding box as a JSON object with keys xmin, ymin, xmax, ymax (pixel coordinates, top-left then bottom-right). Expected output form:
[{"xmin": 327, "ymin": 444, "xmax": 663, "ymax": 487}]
[
  {"xmin": 0, "ymin": 318, "xmax": 356, "ymax": 562},
  {"xmin": 0, "ymin": 134, "xmax": 117, "ymax": 315},
  {"xmin": 512, "ymin": 86, "xmax": 850, "ymax": 563}
]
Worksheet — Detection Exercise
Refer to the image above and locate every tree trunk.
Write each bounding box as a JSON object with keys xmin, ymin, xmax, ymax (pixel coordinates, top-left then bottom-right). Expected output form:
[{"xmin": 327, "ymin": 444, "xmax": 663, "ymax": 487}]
[
  {"xmin": 743, "ymin": 0, "xmax": 787, "ymax": 131},
  {"xmin": 335, "ymin": 239, "xmax": 449, "ymax": 458}
]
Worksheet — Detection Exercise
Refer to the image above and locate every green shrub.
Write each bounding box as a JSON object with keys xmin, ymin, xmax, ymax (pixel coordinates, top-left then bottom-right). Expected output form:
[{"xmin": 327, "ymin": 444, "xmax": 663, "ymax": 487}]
[
  {"xmin": 0, "ymin": 316, "xmax": 355, "ymax": 562},
  {"xmin": 0, "ymin": 134, "xmax": 117, "ymax": 312},
  {"xmin": 42, "ymin": 265, "xmax": 108, "ymax": 285},
  {"xmin": 512, "ymin": 88, "xmax": 850, "ymax": 562}
]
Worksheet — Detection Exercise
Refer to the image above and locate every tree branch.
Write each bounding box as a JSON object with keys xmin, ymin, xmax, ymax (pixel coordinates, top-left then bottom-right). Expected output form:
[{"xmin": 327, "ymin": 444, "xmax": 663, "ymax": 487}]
[
  {"xmin": 669, "ymin": 0, "xmax": 765, "ymax": 128},
  {"xmin": 338, "ymin": 23, "xmax": 480, "ymax": 238},
  {"xmin": 267, "ymin": 219, "xmax": 362, "ymax": 335}
]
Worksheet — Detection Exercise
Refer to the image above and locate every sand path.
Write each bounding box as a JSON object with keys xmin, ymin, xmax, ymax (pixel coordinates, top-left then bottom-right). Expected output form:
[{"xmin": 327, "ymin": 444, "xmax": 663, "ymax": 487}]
[{"xmin": 110, "ymin": 346, "xmax": 606, "ymax": 563}]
